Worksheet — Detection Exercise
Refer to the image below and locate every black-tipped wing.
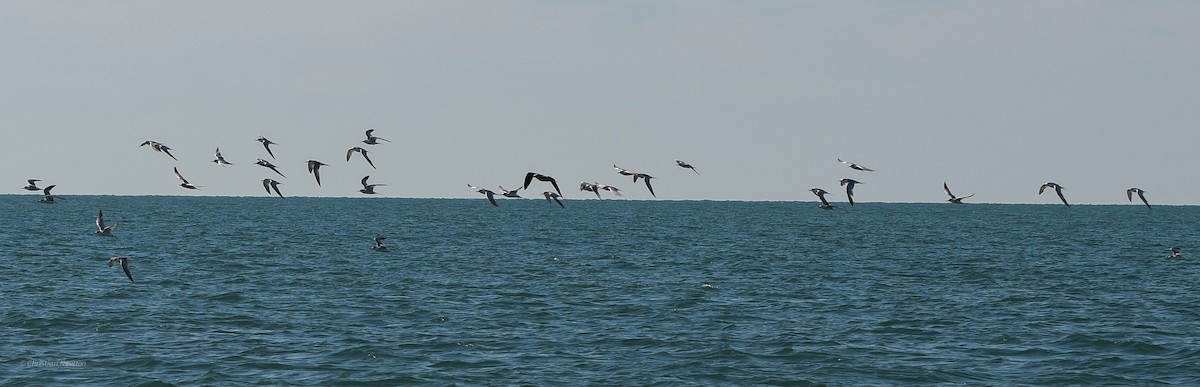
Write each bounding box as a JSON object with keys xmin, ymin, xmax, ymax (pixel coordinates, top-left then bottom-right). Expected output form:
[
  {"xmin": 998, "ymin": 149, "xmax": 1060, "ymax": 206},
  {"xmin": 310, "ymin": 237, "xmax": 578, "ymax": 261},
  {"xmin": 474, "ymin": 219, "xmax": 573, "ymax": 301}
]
[
  {"xmin": 523, "ymin": 172, "xmax": 535, "ymax": 190},
  {"xmin": 643, "ymin": 177, "xmax": 655, "ymax": 198},
  {"xmin": 1055, "ymin": 187, "xmax": 1069, "ymax": 207},
  {"xmin": 121, "ymin": 260, "xmax": 134, "ymax": 282},
  {"xmin": 1137, "ymin": 191, "xmax": 1151, "ymax": 209},
  {"xmin": 485, "ymin": 191, "xmax": 498, "ymax": 207}
]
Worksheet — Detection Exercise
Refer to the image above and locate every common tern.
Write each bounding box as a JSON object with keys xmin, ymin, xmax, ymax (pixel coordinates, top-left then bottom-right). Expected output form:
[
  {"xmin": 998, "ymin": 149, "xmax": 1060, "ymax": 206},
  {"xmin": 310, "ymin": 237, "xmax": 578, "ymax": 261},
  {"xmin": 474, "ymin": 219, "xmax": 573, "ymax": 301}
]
[
  {"xmin": 359, "ymin": 175, "xmax": 385, "ymax": 194},
  {"xmin": 346, "ymin": 147, "xmax": 376, "ymax": 169},
  {"xmin": 174, "ymin": 167, "xmax": 202, "ymax": 189},
  {"xmin": 838, "ymin": 158, "xmax": 875, "ymax": 172},
  {"xmin": 363, "ymin": 129, "xmax": 390, "ymax": 145},
  {"xmin": 306, "ymin": 160, "xmax": 327, "ymax": 186},
  {"xmin": 140, "ymin": 141, "xmax": 177, "ymax": 161},
  {"xmin": 262, "ymin": 179, "xmax": 284, "ymax": 198},
  {"xmin": 1039, "ymin": 182, "xmax": 1069, "ymax": 207},
  {"xmin": 373, "ymin": 237, "xmax": 389, "ymax": 251},
  {"xmin": 108, "ymin": 257, "xmax": 133, "ymax": 282},
  {"xmin": 255, "ymin": 158, "xmax": 286, "ymax": 178},
  {"xmin": 543, "ymin": 191, "xmax": 564, "ymax": 208},
  {"xmin": 38, "ymin": 185, "xmax": 57, "ymax": 203},
  {"xmin": 1127, "ymin": 188, "xmax": 1150, "ymax": 209},
  {"xmin": 212, "ymin": 147, "xmax": 233, "ymax": 166},
  {"xmin": 523, "ymin": 172, "xmax": 562, "ymax": 196},
  {"xmin": 944, "ymin": 182, "xmax": 974, "ymax": 204},
  {"xmin": 810, "ymin": 188, "xmax": 834, "ymax": 209},
  {"xmin": 498, "ymin": 186, "xmax": 521, "ymax": 198},
  {"xmin": 839, "ymin": 178, "xmax": 861, "ymax": 206},
  {"xmin": 1168, "ymin": 247, "xmax": 1183, "ymax": 259},
  {"xmin": 256, "ymin": 136, "xmax": 278, "ymax": 159},
  {"xmin": 468, "ymin": 184, "xmax": 499, "ymax": 207},
  {"xmin": 23, "ymin": 179, "xmax": 41, "ymax": 191},
  {"xmin": 95, "ymin": 209, "xmax": 117, "ymax": 236},
  {"xmin": 676, "ymin": 160, "xmax": 700, "ymax": 175}
]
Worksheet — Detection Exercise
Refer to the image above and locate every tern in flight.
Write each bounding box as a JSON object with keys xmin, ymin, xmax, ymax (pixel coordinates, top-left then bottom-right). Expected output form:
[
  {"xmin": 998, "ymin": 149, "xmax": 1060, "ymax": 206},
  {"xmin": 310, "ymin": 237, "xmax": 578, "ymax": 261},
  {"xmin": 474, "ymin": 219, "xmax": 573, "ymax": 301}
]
[
  {"xmin": 1126, "ymin": 188, "xmax": 1151, "ymax": 209},
  {"xmin": 543, "ymin": 191, "xmax": 565, "ymax": 208},
  {"xmin": 363, "ymin": 129, "xmax": 390, "ymax": 145},
  {"xmin": 810, "ymin": 188, "xmax": 835, "ymax": 209},
  {"xmin": 523, "ymin": 172, "xmax": 562, "ymax": 196},
  {"xmin": 634, "ymin": 173, "xmax": 656, "ymax": 198},
  {"xmin": 1039, "ymin": 182, "xmax": 1069, "ymax": 207},
  {"xmin": 676, "ymin": 160, "xmax": 700, "ymax": 175},
  {"xmin": 614, "ymin": 164, "xmax": 636, "ymax": 178},
  {"xmin": 140, "ymin": 141, "xmax": 178, "ymax": 161},
  {"xmin": 469, "ymin": 184, "xmax": 499, "ymax": 207},
  {"xmin": 212, "ymin": 147, "xmax": 233, "ymax": 166},
  {"xmin": 598, "ymin": 183, "xmax": 622, "ymax": 197},
  {"xmin": 943, "ymin": 182, "xmax": 975, "ymax": 204},
  {"xmin": 256, "ymin": 136, "xmax": 278, "ymax": 159},
  {"xmin": 23, "ymin": 179, "xmax": 41, "ymax": 191},
  {"xmin": 262, "ymin": 179, "xmax": 284, "ymax": 198},
  {"xmin": 38, "ymin": 185, "xmax": 58, "ymax": 203},
  {"xmin": 359, "ymin": 175, "xmax": 385, "ymax": 194},
  {"xmin": 839, "ymin": 178, "xmax": 862, "ymax": 206},
  {"xmin": 580, "ymin": 182, "xmax": 601, "ymax": 199},
  {"xmin": 1168, "ymin": 247, "xmax": 1184, "ymax": 259},
  {"xmin": 838, "ymin": 158, "xmax": 875, "ymax": 172},
  {"xmin": 346, "ymin": 147, "xmax": 376, "ymax": 169},
  {"xmin": 255, "ymin": 158, "xmax": 286, "ymax": 178},
  {"xmin": 174, "ymin": 167, "xmax": 202, "ymax": 189},
  {"xmin": 306, "ymin": 160, "xmax": 328, "ymax": 186},
  {"xmin": 95, "ymin": 210, "xmax": 117, "ymax": 236},
  {"xmin": 498, "ymin": 186, "xmax": 521, "ymax": 198},
  {"xmin": 373, "ymin": 237, "xmax": 389, "ymax": 251},
  {"xmin": 108, "ymin": 257, "xmax": 133, "ymax": 282}
]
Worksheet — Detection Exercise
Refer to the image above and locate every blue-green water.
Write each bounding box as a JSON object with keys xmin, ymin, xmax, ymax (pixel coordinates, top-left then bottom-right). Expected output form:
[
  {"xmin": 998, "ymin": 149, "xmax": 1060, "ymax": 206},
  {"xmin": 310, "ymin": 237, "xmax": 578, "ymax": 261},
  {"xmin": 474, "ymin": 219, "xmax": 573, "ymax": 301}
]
[{"xmin": 3, "ymin": 196, "xmax": 1198, "ymax": 385}]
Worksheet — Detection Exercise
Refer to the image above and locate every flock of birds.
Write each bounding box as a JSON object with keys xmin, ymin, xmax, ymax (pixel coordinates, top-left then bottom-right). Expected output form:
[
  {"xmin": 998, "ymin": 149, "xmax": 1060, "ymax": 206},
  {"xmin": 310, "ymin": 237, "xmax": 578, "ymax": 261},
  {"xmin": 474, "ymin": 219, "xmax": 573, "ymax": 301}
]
[{"xmin": 16, "ymin": 136, "xmax": 1186, "ymax": 282}]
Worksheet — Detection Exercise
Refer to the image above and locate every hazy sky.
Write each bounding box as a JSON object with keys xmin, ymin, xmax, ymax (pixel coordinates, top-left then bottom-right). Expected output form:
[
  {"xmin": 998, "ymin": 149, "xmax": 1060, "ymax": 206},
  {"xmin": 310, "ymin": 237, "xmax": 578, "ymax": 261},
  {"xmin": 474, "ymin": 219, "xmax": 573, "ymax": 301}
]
[{"xmin": 3, "ymin": 1, "xmax": 1198, "ymax": 204}]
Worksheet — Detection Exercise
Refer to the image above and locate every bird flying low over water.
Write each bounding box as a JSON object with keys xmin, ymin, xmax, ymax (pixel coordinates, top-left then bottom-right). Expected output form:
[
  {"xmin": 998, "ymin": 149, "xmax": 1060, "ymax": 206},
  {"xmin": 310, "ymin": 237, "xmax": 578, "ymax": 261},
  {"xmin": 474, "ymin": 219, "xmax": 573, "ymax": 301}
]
[
  {"xmin": 810, "ymin": 188, "xmax": 834, "ymax": 209},
  {"xmin": 38, "ymin": 185, "xmax": 57, "ymax": 203},
  {"xmin": 676, "ymin": 160, "xmax": 700, "ymax": 175},
  {"xmin": 1168, "ymin": 247, "xmax": 1183, "ymax": 259},
  {"xmin": 108, "ymin": 257, "xmax": 133, "ymax": 282},
  {"xmin": 359, "ymin": 176, "xmax": 385, "ymax": 195},
  {"xmin": 373, "ymin": 237, "xmax": 388, "ymax": 251},
  {"xmin": 614, "ymin": 164, "xmax": 635, "ymax": 178},
  {"xmin": 256, "ymin": 136, "xmax": 278, "ymax": 159},
  {"xmin": 1127, "ymin": 188, "xmax": 1150, "ymax": 209},
  {"xmin": 544, "ymin": 191, "xmax": 564, "ymax": 208},
  {"xmin": 23, "ymin": 179, "xmax": 41, "ymax": 191},
  {"xmin": 174, "ymin": 167, "xmax": 202, "ymax": 189},
  {"xmin": 634, "ymin": 173, "xmax": 656, "ymax": 198},
  {"xmin": 363, "ymin": 129, "xmax": 390, "ymax": 145},
  {"xmin": 838, "ymin": 158, "xmax": 875, "ymax": 172},
  {"xmin": 580, "ymin": 182, "xmax": 601, "ymax": 199},
  {"xmin": 524, "ymin": 172, "xmax": 562, "ymax": 196},
  {"xmin": 943, "ymin": 182, "xmax": 975, "ymax": 204},
  {"xmin": 140, "ymin": 141, "xmax": 178, "ymax": 161},
  {"xmin": 346, "ymin": 147, "xmax": 376, "ymax": 169},
  {"xmin": 839, "ymin": 178, "xmax": 861, "ymax": 206},
  {"xmin": 95, "ymin": 210, "xmax": 117, "ymax": 236},
  {"xmin": 307, "ymin": 160, "xmax": 328, "ymax": 186},
  {"xmin": 212, "ymin": 147, "xmax": 233, "ymax": 166},
  {"xmin": 1039, "ymin": 182, "xmax": 1069, "ymax": 207},
  {"xmin": 262, "ymin": 179, "xmax": 284, "ymax": 198},
  {"xmin": 468, "ymin": 184, "xmax": 499, "ymax": 207},
  {"xmin": 255, "ymin": 158, "xmax": 286, "ymax": 178},
  {"xmin": 498, "ymin": 186, "xmax": 521, "ymax": 198}
]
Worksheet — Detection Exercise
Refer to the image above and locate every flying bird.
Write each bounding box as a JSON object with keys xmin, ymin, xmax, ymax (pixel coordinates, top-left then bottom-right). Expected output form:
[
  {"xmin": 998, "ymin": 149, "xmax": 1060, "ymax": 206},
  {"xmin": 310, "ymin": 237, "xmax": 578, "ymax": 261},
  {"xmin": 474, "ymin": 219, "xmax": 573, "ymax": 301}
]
[
  {"xmin": 614, "ymin": 164, "xmax": 636, "ymax": 178},
  {"xmin": 1126, "ymin": 188, "xmax": 1150, "ymax": 209},
  {"xmin": 498, "ymin": 186, "xmax": 521, "ymax": 198},
  {"xmin": 306, "ymin": 160, "xmax": 327, "ymax": 186},
  {"xmin": 597, "ymin": 184, "xmax": 623, "ymax": 197},
  {"xmin": 212, "ymin": 147, "xmax": 233, "ymax": 166},
  {"xmin": 373, "ymin": 237, "xmax": 389, "ymax": 251},
  {"xmin": 262, "ymin": 179, "xmax": 284, "ymax": 198},
  {"xmin": 140, "ymin": 140, "xmax": 178, "ymax": 161},
  {"xmin": 255, "ymin": 158, "xmax": 286, "ymax": 178},
  {"xmin": 468, "ymin": 184, "xmax": 499, "ymax": 207},
  {"xmin": 359, "ymin": 175, "xmax": 385, "ymax": 194},
  {"xmin": 23, "ymin": 179, "xmax": 41, "ymax": 191},
  {"xmin": 943, "ymin": 182, "xmax": 975, "ymax": 204},
  {"xmin": 580, "ymin": 182, "xmax": 601, "ymax": 199},
  {"xmin": 634, "ymin": 173, "xmax": 656, "ymax": 197},
  {"xmin": 839, "ymin": 178, "xmax": 862, "ymax": 206},
  {"xmin": 524, "ymin": 172, "xmax": 562, "ymax": 196},
  {"xmin": 174, "ymin": 167, "xmax": 201, "ymax": 189},
  {"xmin": 108, "ymin": 257, "xmax": 133, "ymax": 282},
  {"xmin": 1039, "ymin": 182, "xmax": 1069, "ymax": 207},
  {"xmin": 95, "ymin": 210, "xmax": 117, "ymax": 236},
  {"xmin": 38, "ymin": 185, "xmax": 57, "ymax": 203},
  {"xmin": 543, "ymin": 191, "xmax": 564, "ymax": 208},
  {"xmin": 810, "ymin": 188, "xmax": 835, "ymax": 209},
  {"xmin": 676, "ymin": 160, "xmax": 700, "ymax": 175},
  {"xmin": 346, "ymin": 147, "xmax": 376, "ymax": 169},
  {"xmin": 256, "ymin": 136, "xmax": 278, "ymax": 159},
  {"xmin": 838, "ymin": 158, "xmax": 875, "ymax": 172},
  {"xmin": 363, "ymin": 129, "xmax": 390, "ymax": 145},
  {"xmin": 1168, "ymin": 247, "xmax": 1183, "ymax": 259}
]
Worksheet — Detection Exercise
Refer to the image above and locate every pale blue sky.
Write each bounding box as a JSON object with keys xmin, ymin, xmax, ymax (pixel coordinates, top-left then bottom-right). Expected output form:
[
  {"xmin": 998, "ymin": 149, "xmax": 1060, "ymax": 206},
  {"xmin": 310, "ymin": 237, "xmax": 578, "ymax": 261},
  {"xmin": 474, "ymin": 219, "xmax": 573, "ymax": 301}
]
[{"xmin": 3, "ymin": 1, "xmax": 1198, "ymax": 204}]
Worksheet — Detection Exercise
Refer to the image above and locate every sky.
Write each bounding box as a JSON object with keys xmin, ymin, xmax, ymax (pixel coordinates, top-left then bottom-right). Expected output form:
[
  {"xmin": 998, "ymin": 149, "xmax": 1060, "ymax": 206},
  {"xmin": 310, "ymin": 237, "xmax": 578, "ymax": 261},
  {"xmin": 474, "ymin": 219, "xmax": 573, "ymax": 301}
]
[{"xmin": 2, "ymin": 1, "xmax": 1198, "ymax": 204}]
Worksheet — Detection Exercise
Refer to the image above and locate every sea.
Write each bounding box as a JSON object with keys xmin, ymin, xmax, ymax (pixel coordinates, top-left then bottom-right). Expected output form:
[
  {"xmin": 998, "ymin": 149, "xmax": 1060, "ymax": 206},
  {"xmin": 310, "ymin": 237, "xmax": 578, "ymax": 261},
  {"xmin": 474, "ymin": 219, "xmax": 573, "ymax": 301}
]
[{"xmin": 2, "ymin": 195, "xmax": 1197, "ymax": 386}]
